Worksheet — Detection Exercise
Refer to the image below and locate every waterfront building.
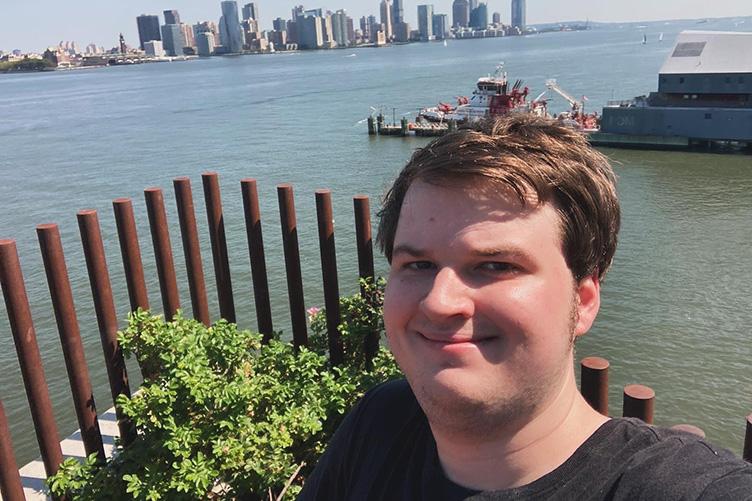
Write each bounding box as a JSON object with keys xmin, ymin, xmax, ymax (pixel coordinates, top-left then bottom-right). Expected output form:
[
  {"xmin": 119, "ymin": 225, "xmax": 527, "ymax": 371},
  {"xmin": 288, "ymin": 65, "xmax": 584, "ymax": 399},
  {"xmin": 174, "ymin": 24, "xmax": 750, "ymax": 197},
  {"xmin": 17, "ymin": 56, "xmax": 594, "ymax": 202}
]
[
  {"xmin": 511, "ymin": 0, "xmax": 526, "ymax": 31},
  {"xmin": 164, "ymin": 10, "xmax": 181, "ymax": 25},
  {"xmin": 452, "ymin": 0, "xmax": 470, "ymax": 28},
  {"xmin": 194, "ymin": 21, "xmax": 220, "ymax": 45},
  {"xmin": 360, "ymin": 16, "xmax": 371, "ymax": 41},
  {"xmin": 347, "ymin": 17, "xmax": 355, "ymax": 43},
  {"xmin": 160, "ymin": 24, "xmax": 185, "ymax": 56},
  {"xmin": 196, "ymin": 32, "xmax": 216, "ymax": 56},
  {"xmin": 380, "ymin": 1, "xmax": 393, "ymax": 41},
  {"xmin": 470, "ymin": 3, "xmax": 488, "ymax": 30},
  {"xmin": 136, "ymin": 14, "xmax": 161, "ymax": 50},
  {"xmin": 270, "ymin": 30, "xmax": 287, "ymax": 47},
  {"xmin": 220, "ymin": 1, "xmax": 244, "ymax": 53},
  {"xmin": 432, "ymin": 14, "xmax": 448, "ymax": 40},
  {"xmin": 144, "ymin": 40, "xmax": 165, "ymax": 57},
  {"xmin": 492, "ymin": 12, "xmax": 501, "ymax": 25},
  {"xmin": 321, "ymin": 14, "xmax": 335, "ymax": 47},
  {"xmin": 242, "ymin": 3, "xmax": 258, "ymax": 21},
  {"xmin": 393, "ymin": 0, "xmax": 404, "ymax": 25},
  {"xmin": 331, "ymin": 10, "xmax": 350, "ymax": 47},
  {"xmin": 273, "ymin": 17, "xmax": 286, "ymax": 32},
  {"xmin": 367, "ymin": 15, "xmax": 379, "ymax": 42},
  {"xmin": 417, "ymin": 5, "xmax": 434, "ymax": 41},
  {"xmin": 298, "ymin": 14, "xmax": 323, "ymax": 49},
  {"xmin": 181, "ymin": 24, "xmax": 195, "ymax": 49},
  {"xmin": 394, "ymin": 21, "xmax": 411, "ymax": 42}
]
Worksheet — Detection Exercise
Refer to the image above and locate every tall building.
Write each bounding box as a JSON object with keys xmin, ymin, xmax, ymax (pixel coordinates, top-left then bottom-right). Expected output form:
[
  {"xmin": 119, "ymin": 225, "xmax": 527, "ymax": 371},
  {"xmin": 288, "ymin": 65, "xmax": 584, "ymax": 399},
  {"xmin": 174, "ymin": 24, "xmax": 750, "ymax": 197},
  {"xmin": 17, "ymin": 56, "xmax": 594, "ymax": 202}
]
[
  {"xmin": 321, "ymin": 14, "xmax": 334, "ymax": 46},
  {"xmin": 417, "ymin": 5, "xmax": 434, "ymax": 41},
  {"xmin": 136, "ymin": 14, "xmax": 161, "ymax": 50},
  {"xmin": 144, "ymin": 40, "xmax": 165, "ymax": 57},
  {"xmin": 394, "ymin": 21, "xmax": 410, "ymax": 42},
  {"xmin": 181, "ymin": 24, "xmax": 195, "ymax": 48},
  {"xmin": 273, "ymin": 18, "xmax": 286, "ymax": 32},
  {"xmin": 492, "ymin": 12, "xmax": 502, "ymax": 25},
  {"xmin": 360, "ymin": 16, "xmax": 371, "ymax": 40},
  {"xmin": 163, "ymin": 10, "xmax": 181, "ymax": 25},
  {"xmin": 196, "ymin": 32, "xmax": 216, "ymax": 56},
  {"xmin": 392, "ymin": 0, "xmax": 405, "ymax": 25},
  {"xmin": 160, "ymin": 23, "xmax": 185, "ymax": 56},
  {"xmin": 432, "ymin": 14, "xmax": 448, "ymax": 39},
  {"xmin": 511, "ymin": 0, "xmax": 526, "ymax": 31},
  {"xmin": 469, "ymin": 0, "xmax": 479, "ymax": 11},
  {"xmin": 452, "ymin": 0, "xmax": 470, "ymax": 28},
  {"xmin": 470, "ymin": 3, "xmax": 488, "ymax": 29},
  {"xmin": 298, "ymin": 15, "xmax": 323, "ymax": 49},
  {"xmin": 220, "ymin": 1, "xmax": 244, "ymax": 53},
  {"xmin": 194, "ymin": 21, "xmax": 220, "ymax": 43},
  {"xmin": 380, "ymin": 1, "xmax": 393, "ymax": 41},
  {"xmin": 242, "ymin": 3, "xmax": 258, "ymax": 21},
  {"xmin": 331, "ymin": 10, "xmax": 350, "ymax": 47}
]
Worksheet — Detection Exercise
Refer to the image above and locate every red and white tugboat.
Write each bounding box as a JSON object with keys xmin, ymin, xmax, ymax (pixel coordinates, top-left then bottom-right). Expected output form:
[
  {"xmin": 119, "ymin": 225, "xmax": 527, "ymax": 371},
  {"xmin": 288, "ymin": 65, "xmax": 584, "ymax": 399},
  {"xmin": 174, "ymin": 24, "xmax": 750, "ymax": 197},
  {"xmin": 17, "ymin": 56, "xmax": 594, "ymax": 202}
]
[{"xmin": 419, "ymin": 63, "xmax": 549, "ymax": 124}]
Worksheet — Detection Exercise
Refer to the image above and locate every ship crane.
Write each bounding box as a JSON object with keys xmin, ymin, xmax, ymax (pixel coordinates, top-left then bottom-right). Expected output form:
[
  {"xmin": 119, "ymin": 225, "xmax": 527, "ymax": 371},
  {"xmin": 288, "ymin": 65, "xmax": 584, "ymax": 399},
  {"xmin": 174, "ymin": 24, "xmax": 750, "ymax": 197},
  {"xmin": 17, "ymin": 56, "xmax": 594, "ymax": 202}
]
[{"xmin": 545, "ymin": 79, "xmax": 583, "ymax": 113}]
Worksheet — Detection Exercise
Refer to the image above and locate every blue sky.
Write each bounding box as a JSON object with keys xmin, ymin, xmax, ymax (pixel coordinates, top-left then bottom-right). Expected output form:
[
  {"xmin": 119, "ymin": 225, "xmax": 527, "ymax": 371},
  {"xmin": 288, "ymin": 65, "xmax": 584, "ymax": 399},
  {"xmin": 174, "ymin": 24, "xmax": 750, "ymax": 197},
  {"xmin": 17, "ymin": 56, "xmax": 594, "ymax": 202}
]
[{"xmin": 2, "ymin": 0, "xmax": 750, "ymax": 52}]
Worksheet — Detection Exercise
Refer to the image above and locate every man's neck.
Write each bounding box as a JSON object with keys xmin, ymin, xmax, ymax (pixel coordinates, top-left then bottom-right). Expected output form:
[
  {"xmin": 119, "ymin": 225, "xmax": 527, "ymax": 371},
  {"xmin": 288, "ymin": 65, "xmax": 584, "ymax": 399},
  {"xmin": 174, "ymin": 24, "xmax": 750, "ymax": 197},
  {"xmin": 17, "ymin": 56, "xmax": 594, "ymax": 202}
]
[{"xmin": 429, "ymin": 371, "xmax": 609, "ymax": 492}]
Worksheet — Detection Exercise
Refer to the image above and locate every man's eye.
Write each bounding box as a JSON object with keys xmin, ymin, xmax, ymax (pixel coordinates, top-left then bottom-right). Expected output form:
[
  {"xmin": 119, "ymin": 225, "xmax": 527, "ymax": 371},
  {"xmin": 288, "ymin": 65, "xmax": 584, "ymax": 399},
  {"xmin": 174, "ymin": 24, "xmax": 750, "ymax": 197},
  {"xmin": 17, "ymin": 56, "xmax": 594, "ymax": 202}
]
[
  {"xmin": 405, "ymin": 261, "xmax": 434, "ymax": 271},
  {"xmin": 478, "ymin": 262, "xmax": 516, "ymax": 273}
]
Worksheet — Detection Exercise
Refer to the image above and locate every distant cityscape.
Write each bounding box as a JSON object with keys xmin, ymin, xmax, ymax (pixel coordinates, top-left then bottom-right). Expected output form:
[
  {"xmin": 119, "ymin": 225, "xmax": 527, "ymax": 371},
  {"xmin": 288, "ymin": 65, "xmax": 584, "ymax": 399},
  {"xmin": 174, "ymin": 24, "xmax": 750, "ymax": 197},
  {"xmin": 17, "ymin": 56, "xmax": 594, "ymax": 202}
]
[{"xmin": 0, "ymin": 0, "xmax": 545, "ymax": 70}]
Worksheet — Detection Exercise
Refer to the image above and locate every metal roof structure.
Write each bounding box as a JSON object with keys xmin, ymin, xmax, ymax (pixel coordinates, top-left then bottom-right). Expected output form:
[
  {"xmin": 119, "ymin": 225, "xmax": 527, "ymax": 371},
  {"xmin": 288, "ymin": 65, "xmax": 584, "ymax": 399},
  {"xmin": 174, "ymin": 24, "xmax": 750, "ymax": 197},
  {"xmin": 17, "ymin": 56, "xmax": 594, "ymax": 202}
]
[{"xmin": 659, "ymin": 30, "xmax": 752, "ymax": 75}]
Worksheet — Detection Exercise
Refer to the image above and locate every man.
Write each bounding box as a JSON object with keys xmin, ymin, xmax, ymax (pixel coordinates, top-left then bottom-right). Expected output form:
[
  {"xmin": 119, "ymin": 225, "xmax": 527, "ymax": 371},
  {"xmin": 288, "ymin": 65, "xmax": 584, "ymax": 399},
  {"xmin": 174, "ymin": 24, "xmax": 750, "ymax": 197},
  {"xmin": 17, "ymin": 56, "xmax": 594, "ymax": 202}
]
[{"xmin": 299, "ymin": 115, "xmax": 752, "ymax": 500}]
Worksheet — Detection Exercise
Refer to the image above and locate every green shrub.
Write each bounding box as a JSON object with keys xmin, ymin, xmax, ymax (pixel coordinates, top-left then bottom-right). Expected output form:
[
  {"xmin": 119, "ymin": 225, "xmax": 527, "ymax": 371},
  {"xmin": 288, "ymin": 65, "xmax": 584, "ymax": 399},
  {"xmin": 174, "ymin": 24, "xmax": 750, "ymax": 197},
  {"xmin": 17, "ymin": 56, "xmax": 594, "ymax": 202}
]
[{"xmin": 48, "ymin": 279, "xmax": 401, "ymax": 500}]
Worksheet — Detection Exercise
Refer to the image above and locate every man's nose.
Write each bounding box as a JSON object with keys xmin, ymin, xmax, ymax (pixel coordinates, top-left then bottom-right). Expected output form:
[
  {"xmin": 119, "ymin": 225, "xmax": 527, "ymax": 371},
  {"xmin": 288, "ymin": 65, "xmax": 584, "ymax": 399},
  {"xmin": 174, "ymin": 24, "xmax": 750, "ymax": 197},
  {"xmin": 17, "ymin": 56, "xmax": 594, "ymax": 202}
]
[{"xmin": 418, "ymin": 267, "xmax": 474, "ymax": 320}]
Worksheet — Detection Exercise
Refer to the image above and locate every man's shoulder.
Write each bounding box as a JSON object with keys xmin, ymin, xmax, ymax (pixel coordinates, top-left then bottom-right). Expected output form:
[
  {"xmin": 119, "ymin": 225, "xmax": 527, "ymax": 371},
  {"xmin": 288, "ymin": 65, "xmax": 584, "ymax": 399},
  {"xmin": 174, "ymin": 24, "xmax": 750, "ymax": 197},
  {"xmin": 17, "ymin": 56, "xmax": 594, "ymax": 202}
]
[{"xmin": 600, "ymin": 418, "xmax": 752, "ymax": 500}]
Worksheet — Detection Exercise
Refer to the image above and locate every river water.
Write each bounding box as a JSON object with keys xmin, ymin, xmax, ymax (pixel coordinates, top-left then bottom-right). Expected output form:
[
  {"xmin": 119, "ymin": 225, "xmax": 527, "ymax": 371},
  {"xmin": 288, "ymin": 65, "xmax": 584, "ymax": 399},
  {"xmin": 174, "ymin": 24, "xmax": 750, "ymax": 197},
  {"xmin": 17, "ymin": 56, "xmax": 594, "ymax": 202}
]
[{"xmin": 1, "ymin": 17, "xmax": 751, "ymax": 466}]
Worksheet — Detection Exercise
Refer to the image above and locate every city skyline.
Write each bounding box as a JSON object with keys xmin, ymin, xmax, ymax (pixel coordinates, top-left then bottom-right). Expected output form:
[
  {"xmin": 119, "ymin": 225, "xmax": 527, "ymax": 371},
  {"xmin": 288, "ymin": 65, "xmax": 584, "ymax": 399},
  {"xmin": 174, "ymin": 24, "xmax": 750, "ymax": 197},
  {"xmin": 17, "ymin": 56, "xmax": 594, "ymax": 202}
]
[{"xmin": 1, "ymin": 0, "xmax": 750, "ymax": 52}]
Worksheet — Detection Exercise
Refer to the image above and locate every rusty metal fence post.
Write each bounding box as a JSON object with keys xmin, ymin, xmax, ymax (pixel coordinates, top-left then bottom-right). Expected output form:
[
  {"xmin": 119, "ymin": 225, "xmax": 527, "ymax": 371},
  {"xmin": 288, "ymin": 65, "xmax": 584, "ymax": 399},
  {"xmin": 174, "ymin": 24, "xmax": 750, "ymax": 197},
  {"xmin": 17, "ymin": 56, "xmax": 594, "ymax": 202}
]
[
  {"xmin": 144, "ymin": 188, "xmax": 180, "ymax": 320},
  {"xmin": 0, "ymin": 239, "xmax": 63, "ymax": 478},
  {"xmin": 174, "ymin": 178, "xmax": 211, "ymax": 326},
  {"xmin": 202, "ymin": 172, "xmax": 236, "ymax": 323},
  {"xmin": 353, "ymin": 195, "xmax": 378, "ymax": 366},
  {"xmin": 37, "ymin": 224, "xmax": 105, "ymax": 462},
  {"xmin": 277, "ymin": 184, "xmax": 308, "ymax": 348},
  {"xmin": 112, "ymin": 198, "xmax": 150, "ymax": 313},
  {"xmin": 623, "ymin": 384, "xmax": 655, "ymax": 424},
  {"xmin": 315, "ymin": 190, "xmax": 344, "ymax": 366},
  {"xmin": 241, "ymin": 179, "xmax": 274, "ymax": 341},
  {"xmin": 580, "ymin": 357, "xmax": 609, "ymax": 416},
  {"xmin": 0, "ymin": 400, "xmax": 24, "ymax": 501},
  {"xmin": 77, "ymin": 210, "xmax": 136, "ymax": 446}
]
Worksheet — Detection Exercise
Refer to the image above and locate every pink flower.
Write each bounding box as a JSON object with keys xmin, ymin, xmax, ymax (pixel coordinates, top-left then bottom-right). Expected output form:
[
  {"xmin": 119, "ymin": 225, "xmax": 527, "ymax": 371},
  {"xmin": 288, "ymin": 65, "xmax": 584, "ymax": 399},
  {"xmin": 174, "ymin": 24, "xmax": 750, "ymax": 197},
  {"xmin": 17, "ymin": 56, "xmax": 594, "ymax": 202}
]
[{"xmin": 306, "ymin": 307, "xmax": 321, "ymax": 318}]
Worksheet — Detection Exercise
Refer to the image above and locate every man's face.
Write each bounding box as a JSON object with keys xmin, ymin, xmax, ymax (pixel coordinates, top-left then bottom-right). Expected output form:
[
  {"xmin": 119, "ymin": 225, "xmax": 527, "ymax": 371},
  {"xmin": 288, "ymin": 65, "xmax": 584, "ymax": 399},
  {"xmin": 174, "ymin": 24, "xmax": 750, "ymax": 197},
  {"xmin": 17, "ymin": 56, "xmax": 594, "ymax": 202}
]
[{"xmin": 384, "ymin": 179, "xmax": 600, "ymax": 431}]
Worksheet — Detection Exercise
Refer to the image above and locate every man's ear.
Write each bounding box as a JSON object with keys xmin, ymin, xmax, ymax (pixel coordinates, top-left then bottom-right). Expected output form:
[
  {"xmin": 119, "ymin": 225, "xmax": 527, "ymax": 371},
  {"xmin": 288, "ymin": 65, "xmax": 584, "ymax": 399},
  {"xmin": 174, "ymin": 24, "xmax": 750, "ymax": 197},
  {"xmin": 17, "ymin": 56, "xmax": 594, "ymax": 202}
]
[{"xmin": 574, "ymin": 274, "xmax": 600, "ymax": 338}]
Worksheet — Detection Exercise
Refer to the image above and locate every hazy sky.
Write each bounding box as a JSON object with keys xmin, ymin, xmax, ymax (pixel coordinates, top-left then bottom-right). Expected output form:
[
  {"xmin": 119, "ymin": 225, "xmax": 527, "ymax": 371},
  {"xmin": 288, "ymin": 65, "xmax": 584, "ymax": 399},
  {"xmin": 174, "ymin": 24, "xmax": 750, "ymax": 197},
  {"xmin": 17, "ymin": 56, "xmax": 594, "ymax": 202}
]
[{"xmin": 2, "ymin": 0, "xmax": 750, "ymax": 52}]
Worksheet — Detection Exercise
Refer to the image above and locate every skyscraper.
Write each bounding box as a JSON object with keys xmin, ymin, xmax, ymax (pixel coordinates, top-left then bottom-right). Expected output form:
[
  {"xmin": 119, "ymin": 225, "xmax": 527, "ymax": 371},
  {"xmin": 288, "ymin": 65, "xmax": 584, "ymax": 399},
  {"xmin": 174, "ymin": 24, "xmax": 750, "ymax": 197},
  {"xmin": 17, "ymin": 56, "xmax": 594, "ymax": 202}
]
[
  {"xmin": 242, "ymin": 3, "xmax": 258, "ymax": 21},
  {"xmin": 220, "ymin": 1, "xmax": 244, "ymax": 52},
  {"xmin": 331, "ymin": 10, "xmax": 350, "ymax": 47},
  {"xmin": 136, "ymin": 14, "xmax": 161, "ymax": 50},
  {"xmin": 380, "ymin": 1, "xmax": 393, "ymax": 41},
  {"xmin": 160, "ymin": 23, "xmax": 185, "ymax": 56},
  {"xmin": 452, "ymin": 0, "xmax": 470, "ymax": 28},
  {"xmin": 417, "ymin": 5, "xmax": 434, "ymax": 41},
  {"xmin": 273, "ymin": 18, "xmax": 286, "ymax": 32},
  {"xmin": 298, "ymin": 14, "xmax": 323, "ymax": 49},
  {"xmin": 163, "ymin": 10, "xmax": 181, "ymax": 25},
  {"xmin": 196, "ymin": 32, "xmax": 216, "ymax": 56},
  {"xmin": 392, "ymin": 0, "xmax": 404, "ymax": 25},
  {"xmin": 511, "ymin": 0, "xmax": 526, "ymax": 31},
  {"xmin": 432, "ymin": 14, "xmax": 448, "ymax": 39},
  {"xmin": 470, "ymin": 3, "xmax": 488, "ymax": 29}
]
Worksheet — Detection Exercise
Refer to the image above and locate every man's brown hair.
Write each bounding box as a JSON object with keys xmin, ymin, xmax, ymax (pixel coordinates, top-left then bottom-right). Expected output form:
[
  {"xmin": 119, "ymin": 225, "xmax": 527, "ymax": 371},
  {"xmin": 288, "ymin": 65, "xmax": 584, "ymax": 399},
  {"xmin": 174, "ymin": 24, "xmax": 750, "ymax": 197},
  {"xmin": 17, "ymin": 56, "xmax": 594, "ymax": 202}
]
[{"xmin": 376, "ymin": 114, "xmax": 620, "ymax": 282}]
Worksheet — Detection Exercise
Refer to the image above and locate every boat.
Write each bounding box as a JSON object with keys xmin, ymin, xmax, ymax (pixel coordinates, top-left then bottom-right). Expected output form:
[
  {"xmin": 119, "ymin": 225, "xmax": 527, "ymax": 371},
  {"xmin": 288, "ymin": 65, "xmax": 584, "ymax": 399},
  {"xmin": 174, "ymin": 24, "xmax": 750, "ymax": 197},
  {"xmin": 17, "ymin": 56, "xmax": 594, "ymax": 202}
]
[
  {"xmin": 642, "ymin": 34, "xmax": 647, "ymax": 44},
  {"xmin": 418, "ymin": 63, "xmax": 549, "ymax": 124},
  {"xmin": 597, "ymin": 30, "xmax": 752, "ymax": 150}
]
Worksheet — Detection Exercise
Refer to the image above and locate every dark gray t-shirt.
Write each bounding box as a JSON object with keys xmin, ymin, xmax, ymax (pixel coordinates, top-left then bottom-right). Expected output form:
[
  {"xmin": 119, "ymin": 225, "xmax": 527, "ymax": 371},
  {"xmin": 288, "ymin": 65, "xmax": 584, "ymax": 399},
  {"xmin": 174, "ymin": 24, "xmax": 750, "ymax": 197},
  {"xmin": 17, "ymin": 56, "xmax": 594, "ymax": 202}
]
[{"xmin": 299, "ymin": 379, "xmax": 752, "ymax": 500}]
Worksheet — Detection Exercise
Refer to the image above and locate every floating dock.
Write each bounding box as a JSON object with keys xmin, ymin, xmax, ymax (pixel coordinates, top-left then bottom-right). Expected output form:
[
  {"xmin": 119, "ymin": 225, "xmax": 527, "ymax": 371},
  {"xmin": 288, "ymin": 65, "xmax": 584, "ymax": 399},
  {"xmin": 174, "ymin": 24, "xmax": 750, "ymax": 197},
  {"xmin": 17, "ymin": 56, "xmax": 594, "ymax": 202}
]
[{"xmin": 367, "ymin": 114, "xmax": 456, "ymax": 137}]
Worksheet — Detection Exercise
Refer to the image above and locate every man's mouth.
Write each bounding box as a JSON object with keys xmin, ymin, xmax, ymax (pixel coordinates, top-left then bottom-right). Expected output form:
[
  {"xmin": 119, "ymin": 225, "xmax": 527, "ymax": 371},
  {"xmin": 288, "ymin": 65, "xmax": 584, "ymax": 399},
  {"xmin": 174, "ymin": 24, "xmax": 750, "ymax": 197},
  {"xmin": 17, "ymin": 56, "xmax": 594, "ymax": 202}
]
[{"xmin": 417, "ymin": 332, "xmax": 495, "ymax": 346}]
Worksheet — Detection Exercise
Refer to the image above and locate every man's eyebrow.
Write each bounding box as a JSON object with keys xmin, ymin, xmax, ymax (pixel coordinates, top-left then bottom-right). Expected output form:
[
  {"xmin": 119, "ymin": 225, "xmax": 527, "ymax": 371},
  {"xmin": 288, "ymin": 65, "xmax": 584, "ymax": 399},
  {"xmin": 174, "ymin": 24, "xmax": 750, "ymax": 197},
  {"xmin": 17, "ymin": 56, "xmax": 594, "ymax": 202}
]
[
  {"xmin": 391, "ymin": 244, "xmax": 426, "ymax": 257},
  {"xmin": 471, "ymin": 247, "xmax": 530, "ymax": 260}
]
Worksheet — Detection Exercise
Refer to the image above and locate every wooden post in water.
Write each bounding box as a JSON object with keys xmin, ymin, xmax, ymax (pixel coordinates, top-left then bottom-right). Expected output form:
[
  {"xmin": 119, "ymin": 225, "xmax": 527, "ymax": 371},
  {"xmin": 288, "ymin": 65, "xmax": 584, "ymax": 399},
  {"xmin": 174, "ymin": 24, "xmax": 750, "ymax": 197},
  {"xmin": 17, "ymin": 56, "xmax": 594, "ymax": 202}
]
[
  {"xmin": 241, "ymin": 179, "xmax": 274, "ymax": 341},
  {"xmin": 78, "ymin": 210, "xmax": 136, "ymax": 446},
  {"xmin": 315, "ymin": 190, "xmax": 344, "ymax": 366},
  {"xmin": 277, "ymin": 184, "xmax": 308, "ymax": 348},
  {"xmin": 623, "ymin": 384, "xmax": 655, "ymax": 424},
  {"xmin": 580, "ymin": 357, "xmax": 609, "ymax": 416},
  {"xmin": 144, "ymin": 188, "xmax": 180, "ymax": 320},
  {"xmin": 174, "ymin": 178, "xmax": 211, "ymax": 326},
  {"xmin": 0, "ymin": 400, "xmax": 25, "ymax": 501},
  {"xmin": 0, "ymin": 239, "xmax": 63, "ymax": 478},
  {"xmin": 112, "ymin": 198, "xmax": 150, "ymax": 313},
  {"xmin": 37, "ymin": 224, "xmax": 106, "ymax": 462},
  {"xmin": 202, "ymin": 172, "xmax": 236, "ymax": 323}
]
